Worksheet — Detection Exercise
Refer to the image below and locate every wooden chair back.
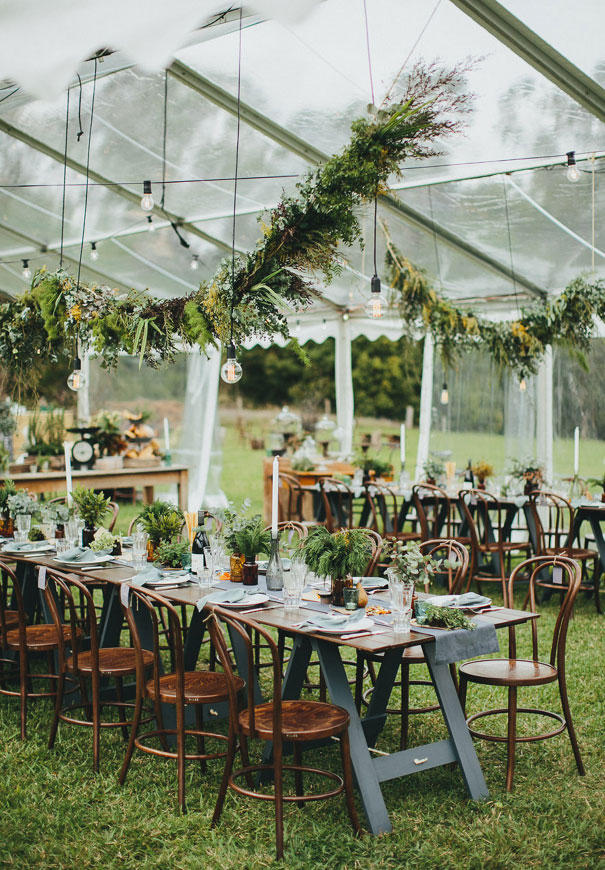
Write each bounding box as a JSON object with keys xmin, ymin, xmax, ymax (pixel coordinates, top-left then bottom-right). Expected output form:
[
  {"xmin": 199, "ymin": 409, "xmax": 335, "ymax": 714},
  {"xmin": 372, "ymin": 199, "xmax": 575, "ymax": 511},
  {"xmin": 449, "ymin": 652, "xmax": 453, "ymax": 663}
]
[
  {"xmin": 365, "ymin": 483, "xmax": 400, "ymax": 536},
  {"xmin": 44, "ymin": 569, "xmax": 100, "ymax": 674},
  {"xmin": 412, "ymin": 483, "xmax": 458, "ymax": 540},
  {"xmin": 208, "ymin": 607, "xmax": 283, "ymax": 750},
  {"xmin": 122, "ymin": 585, "xmax": 185, "ymax": 701},
  {"xmin": 263, "ymin": 520, "xmax": 308, "ymax": 557},
  {"xmin": 459, "ymin": 488, "xmax": 506, "ymax": 550},
  {"xmin": 528, "ymin": 491, "xmax": 574, "ymax": 553},
  {"xmin": 278, "ymin": 472, "xmax": 304, "ymax": 522},
  {"xmin": 507, "ymin": 555, "xmax": 581, "ymax": 668},
  {"xmin": 0, "ymin": 559, "xmax": 24, "ymax": 643},
  {"xmin": 418, "ymin": 538, "xmax": 470, "ymax": 594},
  {"xmin": 321, "ymin": 478, "xmax": 354, "ymax": 532},
  {"xmin": 348, "ymin": 528, "xmax": 382, "ymax": 575}
]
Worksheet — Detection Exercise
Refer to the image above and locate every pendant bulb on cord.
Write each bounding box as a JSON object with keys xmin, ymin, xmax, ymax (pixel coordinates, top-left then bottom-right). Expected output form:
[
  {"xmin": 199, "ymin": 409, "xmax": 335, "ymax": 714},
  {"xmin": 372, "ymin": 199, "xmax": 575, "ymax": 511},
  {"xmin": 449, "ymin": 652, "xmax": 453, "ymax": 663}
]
[
  {"xmin": 566, "ymin": 150, "xmax": 580, "ymax": 182},
  {"xmin": 146, "ymin": 215, "xmax": 155, "ymax": 232},
  {"xmin": 67, "ymin": 355, "xmax": 85, "ymax": 392},
  {"xmin": 519, "ymin": 378, "xmax": 527, "ymax": 392},
  {"xmin": 221, "ymin": 343, "xmax": 242, "ymax": 384},
  {"xmin": 90, "ymin": 241, "xmax": 99, "ymax": 261},
  {"xmin": 365, "ymin": 193, "xmax": 384, "ymax": 318},
  {"xmin": 141, "ymin": 180, "xmax": 154, "ymax": 211},
  {"xmin": 440, "ymin": 382, "xmax": 449, "ymax": 405},
  {"xmin": 21, "ymin": 259, "xmax": 31, "ymax": 280}
]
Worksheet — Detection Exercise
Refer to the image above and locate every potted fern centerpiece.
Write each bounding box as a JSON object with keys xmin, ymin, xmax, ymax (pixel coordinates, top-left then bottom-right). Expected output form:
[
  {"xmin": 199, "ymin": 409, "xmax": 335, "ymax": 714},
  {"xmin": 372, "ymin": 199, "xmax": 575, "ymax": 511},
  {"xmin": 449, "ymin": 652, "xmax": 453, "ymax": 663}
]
[
  {"xmin": 232, "ymin": 516, "xmax": 271, "ymax": 586},
  {"xmin": 134, "ymin": 501, "xmax": 184, "ymax": 560},
  {"xmin": 71, "ymin": 487, "xmax": 111, "ymax": 546},
  {"xmin": 299, "ymin": 526, "xmax": 372, "ymax": 606}
]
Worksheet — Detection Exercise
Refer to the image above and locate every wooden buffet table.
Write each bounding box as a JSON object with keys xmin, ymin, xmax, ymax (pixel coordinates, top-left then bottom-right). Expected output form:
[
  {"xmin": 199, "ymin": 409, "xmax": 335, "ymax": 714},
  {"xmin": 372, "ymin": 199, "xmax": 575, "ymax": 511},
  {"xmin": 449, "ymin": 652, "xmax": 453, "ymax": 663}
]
[{"xmin": 3, "ymin": 465, "xmax": 189, "ymax": 510}]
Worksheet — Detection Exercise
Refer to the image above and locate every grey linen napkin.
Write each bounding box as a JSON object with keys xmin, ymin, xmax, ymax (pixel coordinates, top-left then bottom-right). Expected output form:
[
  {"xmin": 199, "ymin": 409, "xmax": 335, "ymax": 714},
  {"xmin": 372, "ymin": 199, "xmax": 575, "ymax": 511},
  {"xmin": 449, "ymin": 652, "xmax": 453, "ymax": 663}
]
[
  {"xmin": 412, "ymin": 617, "xmax": 499, "ymax": 665},
  {"xmin": 196, "ymin": 587, "xmax": 259, "ymax": 611},
  {"xmin": 297, "ymin": 608, "xmax": 367, "ymax": 633},
  {"xmin": 58, "ymin": 546, "xmax": 101, "ymax": 563},
  {"xmin": 130, "ymin": 566, "xmax": 164, "ymax": 587}
]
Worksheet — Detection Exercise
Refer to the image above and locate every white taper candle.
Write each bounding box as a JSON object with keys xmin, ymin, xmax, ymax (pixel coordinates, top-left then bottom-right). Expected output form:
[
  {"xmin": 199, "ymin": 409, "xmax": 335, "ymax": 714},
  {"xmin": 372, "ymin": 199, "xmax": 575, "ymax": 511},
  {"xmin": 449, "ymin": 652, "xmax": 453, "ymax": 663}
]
[
  {"xmin": 163, "ymin": 417, "xmax": 170, "ymax": 453},
  {"xmin": 271, "ymin": 455, "xmax": 279, "ymax": 538},
  {"xmin": 573, "ymin": 426, "xmax": 579, "ymax": 476},
  {"xmin": 400, "ymin": 423, "xmax": 406, "ymax": 465},
  {"xmin": 63, "ymin": 442, "xmax": 73, "ymax": 506}
]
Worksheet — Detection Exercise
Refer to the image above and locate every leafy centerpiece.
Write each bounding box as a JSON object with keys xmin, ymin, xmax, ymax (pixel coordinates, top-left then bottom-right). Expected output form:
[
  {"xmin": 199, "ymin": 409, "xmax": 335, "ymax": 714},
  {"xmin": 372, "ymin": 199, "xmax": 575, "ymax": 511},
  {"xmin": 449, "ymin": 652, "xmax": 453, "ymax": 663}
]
[
  {"xmin": 7, "ymin": 490, "xmax": 38, "ymax": 519},
  {"xmin": 231, "ymin": 516, "xmax": 271, "ymax": 587},
  {"xmin": 416, "ymin": 604, "xmax": 476, "ymax": 631},
  {"xmin": 355, "ymin": 453, "xmax": 394, "ymax": 484},
  {"xmin": 385, "ymin": 540, "xmax": 453, "ymax": 592},
  {"xmin": 508, "ymin": 459, "xmax": 545, "ymax": 495},
  {"xmin": 472, "ymin": 460, "xmax": 495, "ymax": 490},
  {"xmin": 71, "ymin": 487, "xmax": 111, "ymax": 546},
  {"xmin": 153, "ymin": 540, "xmax": 190, "ymax": 569},
  {"xmin": 134, "ymin": 500, "xmax": 184, "ymax": 559},
  {"xmin": 423, "ymin": 455, "xmax": 445, "ymax": 485},
  {"xmin": 299, "ymin": 526, "xmax": 372, "ymax": 606},
  {"xmin": 0, "ymin": 479, "xmax": 17, "ymax": 535}
]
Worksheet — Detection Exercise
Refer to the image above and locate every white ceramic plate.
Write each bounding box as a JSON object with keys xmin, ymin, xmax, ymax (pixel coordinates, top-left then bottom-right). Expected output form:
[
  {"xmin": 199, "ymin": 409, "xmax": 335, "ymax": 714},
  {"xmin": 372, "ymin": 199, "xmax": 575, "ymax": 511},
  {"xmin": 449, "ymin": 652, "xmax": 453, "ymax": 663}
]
[
  {"xmin": 310, "ymin": 616, "xmax": 375, "ymax": 634},
  {"xmin": 3, "ymin": 543, "xmax": 55, "ymax": 555},
  {"xmin": 145, "ymin": 575, "xmax": 191, "ymax": 587},
  {"xmin": 218, "ymin": 592, "xmax": 270, "ymax": 608},
  {"xmin": 54, "ymin": 554, "xmax": 114, "ymax": 568}
]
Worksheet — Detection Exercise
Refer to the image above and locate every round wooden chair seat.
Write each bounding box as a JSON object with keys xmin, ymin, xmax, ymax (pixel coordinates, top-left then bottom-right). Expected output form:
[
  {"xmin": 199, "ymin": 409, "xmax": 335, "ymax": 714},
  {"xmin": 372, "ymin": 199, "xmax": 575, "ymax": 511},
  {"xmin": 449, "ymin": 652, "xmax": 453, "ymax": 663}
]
[
  {"xmin": 401, "ymin": 644, "xmax": 426, "ymax": 664},
  {"xmin": 480, "ymin": 540, "xmax": 530, "ymax": 554},
  {"xmin": 239, "ymin": 699, "xmax": 349, "ymax": 741},
  {"xmin": 6, "ymin": 623, "xmax": 78, "ymax": 651},
  {"xmin": 460, "ymin": 657, "xmax": 557, "ymax": 687},
  {"xmin": 146, "ymin": 670, "xmax": 242, "ymax": 704},
  {"xmin": 544, "ymin": 546, "xmax": 596, "ymax": 562},
  {"xmin": 67, "ymin": 647, "xmax": 153, "ymax": 677}
]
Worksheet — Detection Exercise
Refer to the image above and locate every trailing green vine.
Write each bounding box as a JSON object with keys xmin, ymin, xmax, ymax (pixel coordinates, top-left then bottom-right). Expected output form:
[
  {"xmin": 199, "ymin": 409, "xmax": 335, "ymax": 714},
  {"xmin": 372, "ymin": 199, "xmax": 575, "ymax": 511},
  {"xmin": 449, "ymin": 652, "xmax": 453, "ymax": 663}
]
[{"xmin": 0, "ymin": 61, "xmax": 470, "ymax": 389}]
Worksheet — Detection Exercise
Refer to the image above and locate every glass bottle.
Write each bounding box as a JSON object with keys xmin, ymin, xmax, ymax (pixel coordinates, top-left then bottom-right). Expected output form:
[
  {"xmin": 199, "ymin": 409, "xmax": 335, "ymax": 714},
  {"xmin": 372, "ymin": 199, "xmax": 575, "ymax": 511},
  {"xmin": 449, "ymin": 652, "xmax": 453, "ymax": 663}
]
[
  {"xmin": 191, "ymin": 519, "xmax": 209, "ymax": 575},
  {"xmin": 464, "ymin": 459, "xmax": 474, "ymax": 487},
  {"xmin": 265, "ymin": 534, "xmax": 283, "ymax": 591}
]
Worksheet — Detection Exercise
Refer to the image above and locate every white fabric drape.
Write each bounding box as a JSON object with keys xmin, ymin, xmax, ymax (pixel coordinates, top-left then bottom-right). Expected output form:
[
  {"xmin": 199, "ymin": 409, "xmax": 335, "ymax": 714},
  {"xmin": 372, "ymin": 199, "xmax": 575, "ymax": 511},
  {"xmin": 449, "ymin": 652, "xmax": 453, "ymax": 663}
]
[
  {"xmin": 536, "ymin": 345, "xmax": 554, "ymax": 484},
  {"xmin": 334, "ymin": 318, "xmax": 354, "ymax": 457},
  {"xmin": 173, "ymin": 346, "xmax": 224, "ymax": 511},
  {"xmin": 76, "ymin": 351, "xmax": 90, "ymax": 423},
  {"xmin": 415, "ymin": 333, "xmax": 434, "ymax": 481}
]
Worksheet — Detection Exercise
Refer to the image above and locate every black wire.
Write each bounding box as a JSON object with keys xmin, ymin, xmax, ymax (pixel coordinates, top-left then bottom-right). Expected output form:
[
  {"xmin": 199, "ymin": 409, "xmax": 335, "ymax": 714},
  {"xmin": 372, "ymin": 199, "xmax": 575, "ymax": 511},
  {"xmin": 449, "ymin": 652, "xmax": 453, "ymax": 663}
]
[
  {"xmin": 160, "ymin": 71, "xmax": 168, "ymax": 211},
  {"xmin": 372, "ymin": 194, "xmax": 378, "ymax": 275},
  {"xmin": 362, "ymin": 0, "xmax": 375, "ymax": 106},
  {"xmin": 59, "ymin": 88, "xmax": 70, "ymax": 269},
  {"xmin": 229, "ymin": 7, "xmax": 243, "ymax": 345},
  {"xmin": 75, "ymin": 74, "xmax": 84, "ymax": 141},
  {"xmin": 75, "ymin": 59, "xmax": 98, "ymax": 294},
  {"xmin": 0, "ymin": 87, "xmax": 19, "ymax": 105}
]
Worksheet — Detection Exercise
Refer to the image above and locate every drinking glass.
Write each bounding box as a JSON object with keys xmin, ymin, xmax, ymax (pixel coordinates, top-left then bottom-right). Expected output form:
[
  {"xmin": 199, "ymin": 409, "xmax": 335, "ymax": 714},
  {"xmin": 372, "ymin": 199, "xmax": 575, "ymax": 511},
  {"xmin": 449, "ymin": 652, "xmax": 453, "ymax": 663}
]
[
  {"xmin": 196, "ymin": 565, "xmax": 213, "ymax": 592},
  {"xmin": 203, "ymin": 548, "xmax": 215, "ymax": 581},
  {"xmin": 283, "ymin": 561, "xmax": 306, "ymax": 611},
  {"xmin": 132, "ymin": 530, "xmax": 148, "ymax": 569},
  {"xmin": 65, "ymin": 518, "xmax": 80, "ymax": 547},
  {"xmin": 14, "ymin": 530, "xmax": 28, "ymax": 543},
  {"xmin": 55, "ymin": 537, "xmax": 71, "ymax": 556},
  {"xmin": 209, "ymin": 540, "xmax": 225, "ymax": 575},
  {"xmin": 15, "ymin": 514, "xmax": 31, "ymax": 535},
  {"xmin": 389, "ymin": 576, "xmax": 414, "ymax": 634}
]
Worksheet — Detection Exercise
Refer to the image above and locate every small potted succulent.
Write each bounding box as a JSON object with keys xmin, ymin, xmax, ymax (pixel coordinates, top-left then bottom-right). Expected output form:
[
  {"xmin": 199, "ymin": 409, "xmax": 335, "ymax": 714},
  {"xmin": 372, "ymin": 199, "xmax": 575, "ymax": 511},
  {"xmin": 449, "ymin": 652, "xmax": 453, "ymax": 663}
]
[
  {"xmin": 299, "ymin": 526, "xmax": 372, "ymax": 606},
  {"xmin": 71, "ymin": 487, "xmax": 111, "ymax": 547},
  {"xmin": 0, "ymin": 479, "xmax": 17, "ymax": 536},
  {"xmin": 90, "ymin": 527, "xmax": 121, "ymax": 556},
  {"xmin": 588, "ymin": 473, "xmax": 605, "ymax": 503},
  {"xmin": 221, "ymin": 500, "xmax": 253, "ymax": 582},
  {"xmin": 423, "ymin": 455, "xmax": 445, "ymax": 486},
  {"xmin": 134, "ymin": 501, "xmax": 184, "ymax": 560},
  {"xmin": 154, "ymin": 540, "xmax": 190, "ymax": 570},
  {"xmin": 472, "ymin": 460, "xmax": 495, "ymax": 490},
  {"xmin": 232, "ymin": 515, "xmax": 271, "ymax": 586}
]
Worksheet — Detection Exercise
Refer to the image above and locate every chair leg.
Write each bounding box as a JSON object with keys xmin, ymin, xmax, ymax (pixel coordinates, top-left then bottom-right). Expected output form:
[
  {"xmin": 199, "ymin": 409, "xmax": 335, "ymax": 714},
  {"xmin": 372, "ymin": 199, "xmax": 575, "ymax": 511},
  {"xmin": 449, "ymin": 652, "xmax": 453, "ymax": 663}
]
[
  {"xmin": 505, "ymin": 686, "xmax": 517, "ymax": 792},
  {"xmin": 339, "ymin": 730, "xmax": 362, "ymax": 836},
  {"xmin": 119, "ymin": 688, "xmax": 143, "ymax": 786},
  {"xmin": 211, "ymin": 723, "xmax": 237, "ymax": 828},
  {"xmin": 400, "ymin": 662, "xmax": 410, "ymax": 751},
  {"xmin": 558, "ymin": 674, "xmax": 585, "ymax": 776},
  {"xmin": 274, "ymin": 740, "xmax": 284, "ymax": 861},
  {"xmin": 594, "ymin": 562, "xmax": 602, "ymax": 615},
  {"xmin": 195, "ymin": 704, "xmax": 207, "ymax": 774},
  {"xmin": 153, "ymin": 695, "xmax": 170, "ymax": 752},
  {"xmin": 293, "ymin": 742, "xmax": 304, "ymax": 809},
  {"xmin": 354, "ymin": 652, "xmax": 365, "ymax": 713},
  {"xmin": 239, "ymin": 733, "xmax": 255, "ymax": 790},
  {"xmin": 18, "ymin": 647, "xmax": 28, "ymax": 740},
  {"xmin": 79, "ymin": 675, "xmax": 92, "ymax": 721},
  {"xmin": 91, "ymin": 671, "xmax": 101, "ymax": 773},
  {"xmin": 458, "ymin": 672, "xmax": 468, "ymax": 714},
  {"xmin": 176, "ymin": 702, "xmax": 186, "ymax": 813},
  {"xmin": 48, "ymin": 673, "xmax": 65, "ymax": 749},
  {"xmin": 114, "ymin": 677, "xmax": 129, "ymax": 741}
]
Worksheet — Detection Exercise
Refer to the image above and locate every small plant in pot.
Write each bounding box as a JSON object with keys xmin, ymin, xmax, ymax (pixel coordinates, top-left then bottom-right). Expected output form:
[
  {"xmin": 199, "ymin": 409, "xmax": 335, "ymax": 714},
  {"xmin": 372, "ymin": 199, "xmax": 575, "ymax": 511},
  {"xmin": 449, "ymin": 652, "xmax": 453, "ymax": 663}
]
[
  {"xmin": 423, "ymin": 455, "xmax": 445, "ymax": 486},
  {"xmin": 43, "ymin": 501, "xmax": 71, "ymax": 538},
  {"xmin": 0, "ymin": 479, "xmax": 17, "ymax": 536},
  {"xmin": 71, "ymin": 487, "xmax": 111, "ymax": 547},
  {"xmin": 385, "ymin": 540, "xmax": 455, "ymax": 594},
  {"xmin": 90, "ymin": 527, "xmax": 121, "ymax": 556},
  {"xmin": 134, "ymin": 500, "xmax": 184, "ymax": 560},
  {"xmin": 299, "ymin": 526, "xmax": 372, "ymax": 606},
  {"xmin": 153, "ymin": 540, "xmax": 190, "ymax": 570},
  {"xmin": 472, "ymin": 460, "xmax": 494, "ymax": 490},
  {"xmin": 355, "ymin": 453, "xmax": 394, "ymax": 485},
  {"xmin": 221, "ymin": 500, "xmax": 254, "ymax": 582},
  {"xmin": 508, "ymin": 459, "xmax": 545, "ymax": 495},
  {"xmin": 588, "ymin": 473, "xmax": 605, "ymax": 503},
  {"xmin": 232, "ymin": 516, "xmax": 271, "ymax": 586}
]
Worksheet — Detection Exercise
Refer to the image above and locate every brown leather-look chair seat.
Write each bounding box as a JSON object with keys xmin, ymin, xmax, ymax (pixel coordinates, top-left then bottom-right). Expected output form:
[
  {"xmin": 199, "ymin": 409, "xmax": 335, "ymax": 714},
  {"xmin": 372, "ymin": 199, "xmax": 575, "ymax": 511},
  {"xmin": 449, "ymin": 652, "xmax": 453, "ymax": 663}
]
[
  {"xmin": 146, "ymin": 670, "xmax": 242, "ymax": 705},
  {"xmin": 66, "ymin": 647, "xmax": 153, "ymax": 677},
  {"xmin": 239, "ymin": 699, "xmax": 349, "ymax": 742},
  {"xmin": 6, "ymin": 623, "xmax": 79, "ymax": 652},
  {"xmin": 460, "ymin": 657, "xmax": 557, "ymax": 687}
]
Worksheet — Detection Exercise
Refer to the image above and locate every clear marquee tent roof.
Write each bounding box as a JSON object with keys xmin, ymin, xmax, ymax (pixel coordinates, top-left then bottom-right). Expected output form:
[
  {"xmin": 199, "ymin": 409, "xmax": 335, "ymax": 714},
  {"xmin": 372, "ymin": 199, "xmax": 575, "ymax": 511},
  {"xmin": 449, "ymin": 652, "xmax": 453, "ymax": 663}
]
[{"xmin": 0, "ymin": 0, "xmax": 603, "ymax": 340}]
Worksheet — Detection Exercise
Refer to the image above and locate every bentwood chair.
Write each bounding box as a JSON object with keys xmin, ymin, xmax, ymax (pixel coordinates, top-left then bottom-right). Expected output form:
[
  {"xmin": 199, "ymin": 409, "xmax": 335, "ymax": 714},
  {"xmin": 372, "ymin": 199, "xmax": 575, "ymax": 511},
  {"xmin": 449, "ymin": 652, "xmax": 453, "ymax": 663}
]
[
  {"xmin": 459, "ymin": 555, "xmax": 585, "ymax": 791},
  {"xmin": 208, "ymin": 606, "xmax": 362, "ymax": 860},
  {"xmin": 412, "ymin": 483, "xmax": 469, "ymax": 544},
  {"xmin": 120, "ymin": 585, "xmax": 240, "ymax": 813},
  {"xmin": 0, "ymin": 560, "xmax": 71, "ymax": 740},
  {"xmin": 365, "ymin": 482, "xmax": 421, "ymax": 544},
  {"xmin": 321, "ymin": 478, "xmax": 355, "ymax": 532},
  {"xmin": 44, "ymin": 569, "xmax": 152, "ymax": 771},
  {"xmin": 358, "ymin": 540, "xmax": 469, "ymax": 749},
  {"xmin": 527, "ymin": 491, "xmax": 601, "ymax": 613},
  {"xmin": 459, "ymin": 488, "xmax": 531, "ymax": 604}
]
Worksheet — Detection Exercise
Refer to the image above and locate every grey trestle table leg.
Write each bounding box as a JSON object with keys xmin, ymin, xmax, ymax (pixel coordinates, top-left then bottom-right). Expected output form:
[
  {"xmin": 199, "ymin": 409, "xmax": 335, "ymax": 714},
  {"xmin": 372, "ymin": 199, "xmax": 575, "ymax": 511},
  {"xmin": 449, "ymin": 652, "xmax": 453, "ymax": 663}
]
[{"xmin": 313, "ymin": 638, "xmax": 489, "ymax": 836}]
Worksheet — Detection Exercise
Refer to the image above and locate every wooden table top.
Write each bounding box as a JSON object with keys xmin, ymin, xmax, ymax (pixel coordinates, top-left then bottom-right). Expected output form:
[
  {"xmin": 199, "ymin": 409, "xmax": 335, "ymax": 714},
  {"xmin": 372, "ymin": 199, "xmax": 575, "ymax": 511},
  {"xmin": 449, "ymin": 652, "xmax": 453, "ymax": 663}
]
[
  {"xmin": 3, "ymin": 465, "xmax": 188, "ymax": 483},
  {"xmin": 4, "ymin": 551, "xmax": 539, "ymax": 656}
]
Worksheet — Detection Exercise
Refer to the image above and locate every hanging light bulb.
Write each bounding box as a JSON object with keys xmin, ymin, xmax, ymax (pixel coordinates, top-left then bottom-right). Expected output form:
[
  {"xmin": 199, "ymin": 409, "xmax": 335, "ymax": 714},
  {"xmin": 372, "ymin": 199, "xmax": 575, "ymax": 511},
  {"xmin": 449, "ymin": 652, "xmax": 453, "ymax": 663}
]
[
  {"xmin": 220, "ymin": 343, "xmax": 242, "ymax": 384},
  {"xmin": 519, "ymin": 378, "xmax": 527, "ymax": 392},
  {"xmin": 21, "ymin": 259, "xmax": 31, "ymax": 280},
  {"xmin": 90, "ymin": 242, "xmax": 99, "ymax": 261},
  {"xmin": 141, "ymin": 180, "xmax": 154, "ymax": 211},
  {"xmin": 364, "ymin": 274, "xmax": 384, "ymax": 318},
  {"xmin": 146, "ymin": 215, "xmax": 155, "ymax": 232},
  {"xmin": 566, "ymin": 151, "xmax": 580, "ymax": 183},
  {"xmin": 342, "ymin": 311, "xmax": 350, "ymax": 322},
  {"xmin": 67, "ymin": 357, "xmax": 85, "ymax": 392},
  {"xmin": 190, "ymin": 255, "xmax": 199, "ymax": 271},
  {"xmin": 440, "ymin": 382, "xmax": 449, "ymax": 405}
]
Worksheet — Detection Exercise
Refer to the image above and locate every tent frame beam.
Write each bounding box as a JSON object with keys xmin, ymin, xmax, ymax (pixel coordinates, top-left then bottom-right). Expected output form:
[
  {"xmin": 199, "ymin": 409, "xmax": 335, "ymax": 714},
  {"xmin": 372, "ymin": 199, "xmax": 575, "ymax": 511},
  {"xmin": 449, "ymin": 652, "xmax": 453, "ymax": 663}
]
[
  {"xmin": 169, "ymin": 60, "xmax": 546, "ymax": 299},
  {"xmin": 448, "ymin": 0, "xmax": 605, "ymax": 123}
]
